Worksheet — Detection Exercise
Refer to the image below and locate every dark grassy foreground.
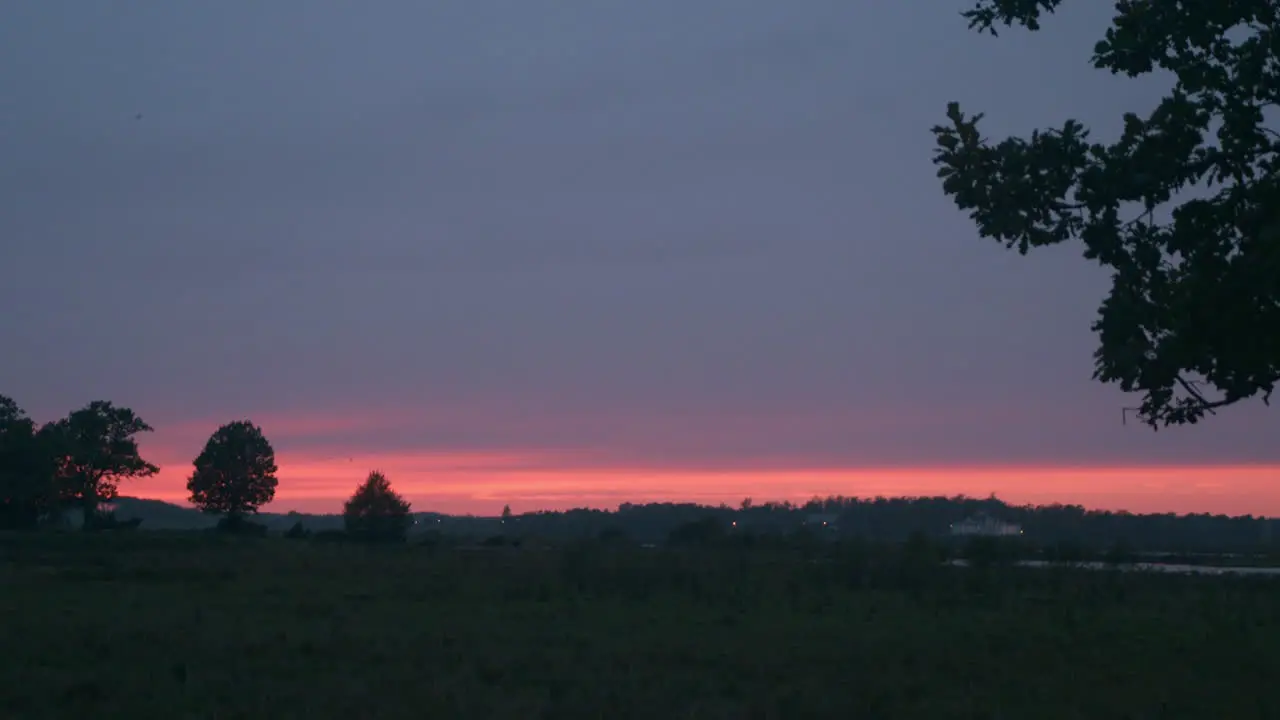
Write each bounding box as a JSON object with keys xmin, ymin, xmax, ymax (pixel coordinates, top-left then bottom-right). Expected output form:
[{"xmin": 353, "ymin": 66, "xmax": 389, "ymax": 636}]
[{"xmin": 1, "ymin": 534, "xmax": 1278, "ymax": 719}]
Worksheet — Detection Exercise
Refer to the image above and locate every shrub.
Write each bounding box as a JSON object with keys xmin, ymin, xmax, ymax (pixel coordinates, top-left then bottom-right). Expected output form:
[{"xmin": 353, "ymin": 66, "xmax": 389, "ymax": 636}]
[{"xmin": 215, "ymin": 515, "xmax": 268, "ymax": 536}]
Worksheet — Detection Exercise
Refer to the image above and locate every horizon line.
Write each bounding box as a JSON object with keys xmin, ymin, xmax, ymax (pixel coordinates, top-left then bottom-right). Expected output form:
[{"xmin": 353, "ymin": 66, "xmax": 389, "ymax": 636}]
[{"xmin": 124, "ymin": 459, "xmax": 1280, "ymax": 517}]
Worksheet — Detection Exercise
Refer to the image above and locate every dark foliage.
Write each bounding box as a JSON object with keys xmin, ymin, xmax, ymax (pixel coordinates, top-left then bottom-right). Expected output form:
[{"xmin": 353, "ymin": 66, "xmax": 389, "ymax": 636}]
[
  {"xmin": 933, "ymin": 0, "xmax": 1280, "ymax": 427},
  {"xmin": 498, "ymin": 495, "xmax": 1280, "ymax": 557},
  {"xmin": 1105, "ymin": 540, "xmax": 1135, "ymax": 566},
  {"xmin": 596, "ymin": 526, "xmax": 630, "ymax": 545},
  {"xmin": 214, "ymin": 515, "xmax": 269, "ymax": 536},
  {"xmin": 44, "ymin": 401, "xmax": 159, "ymax": 527},
  {"xmin": 0, "ymin": 396, "xmax": 54, "ymax": 530},
  {"xmin": 963, "ymin": 535, "xmax": 1023, "ymax": 568},
  {"xmin": 85, "ymin": 512, "xmax": 144, "ymax": 532},
  {"xmin": 343, "ymin": 471, "xmax": 412, "ymax": 543},
  {"xmin": 188, "ymin": 420, "xmax": 278, "ymax": 521},
  {"xmin": 417, "ymin": 529, "xmax": 445, "ymax": 549},
  {"xmin": 667, "ymin": 517, "xmax": 725, "ymax": 546}
]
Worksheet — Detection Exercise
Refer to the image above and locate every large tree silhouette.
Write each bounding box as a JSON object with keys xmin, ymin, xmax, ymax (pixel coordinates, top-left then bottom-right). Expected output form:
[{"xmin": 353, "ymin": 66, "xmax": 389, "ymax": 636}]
[
  {"xmin": 0, "ymin": 395, "xmax": 55, "ymax": 529},
  {"xmin": 188, "ymin": 420, "xmax": 279, "ymax": 522},
  {"xmin": 46, "ymin": 401, "xmax": 159, "ymax": 527},
  {"xmin": 343, "ymin": 470, "xmax": 412, "ymax": 542},
  {"xmin": 932, "ymin": 0, "xmax": 1279, "ymax": 427}
]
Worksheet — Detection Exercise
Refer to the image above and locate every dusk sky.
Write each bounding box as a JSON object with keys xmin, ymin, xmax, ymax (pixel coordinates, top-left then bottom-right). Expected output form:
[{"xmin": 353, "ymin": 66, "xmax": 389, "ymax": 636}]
[{"xmin": 2, "ymin": 1, "xmax": 1276, "ymax": 516}]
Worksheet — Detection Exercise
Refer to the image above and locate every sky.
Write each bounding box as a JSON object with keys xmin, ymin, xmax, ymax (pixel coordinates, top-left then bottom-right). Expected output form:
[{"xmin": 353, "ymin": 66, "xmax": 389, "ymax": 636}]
[{"xmin": 1, "ymin": 1, "xmax": 1276, "ymax": 516}]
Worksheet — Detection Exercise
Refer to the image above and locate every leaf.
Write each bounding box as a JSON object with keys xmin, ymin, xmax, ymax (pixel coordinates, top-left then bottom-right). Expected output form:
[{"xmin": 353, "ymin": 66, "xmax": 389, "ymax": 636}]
[{"xmin": 935, "ymin": 1, "xmax": 1280, "ymax": 427}]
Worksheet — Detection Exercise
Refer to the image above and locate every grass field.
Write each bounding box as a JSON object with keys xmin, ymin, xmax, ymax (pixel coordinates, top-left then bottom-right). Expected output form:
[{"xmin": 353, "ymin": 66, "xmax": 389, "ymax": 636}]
[{"xmin": 1, "ymin": 533, "xmax": 1277, "ymax": 719}]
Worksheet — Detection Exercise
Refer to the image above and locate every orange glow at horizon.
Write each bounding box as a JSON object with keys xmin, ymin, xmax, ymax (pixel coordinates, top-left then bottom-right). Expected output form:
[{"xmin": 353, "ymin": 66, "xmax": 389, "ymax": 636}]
[{"xmin": 130, "ymin": 443, "xmax": 1280, "ymax": 517}]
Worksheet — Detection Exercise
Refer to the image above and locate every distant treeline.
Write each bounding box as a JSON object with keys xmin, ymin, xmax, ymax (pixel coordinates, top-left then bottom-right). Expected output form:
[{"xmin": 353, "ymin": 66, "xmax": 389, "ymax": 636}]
[
  {"xmin": 5, "ymin": 395, "xmax": 1275, "ymax": 553},
  {"xmin": 489, "ymin": 496, "xmax": 1280, "ymax": 554},
  {"xmin": 100, "ymin": 494, "xmax": 1280, "ymax": 556}
]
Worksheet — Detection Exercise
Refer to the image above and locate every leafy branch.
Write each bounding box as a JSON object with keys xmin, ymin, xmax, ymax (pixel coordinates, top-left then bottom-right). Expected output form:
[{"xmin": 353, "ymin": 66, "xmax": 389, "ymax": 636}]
[{"xmin": 934, "ymin": 0, "xmax": 1280, "ymax": 428}]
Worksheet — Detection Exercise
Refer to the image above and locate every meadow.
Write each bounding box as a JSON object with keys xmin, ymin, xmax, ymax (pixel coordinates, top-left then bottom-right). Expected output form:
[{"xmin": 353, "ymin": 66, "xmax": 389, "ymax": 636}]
[{"xmin": 1, "ymin": 532, "xmax": 1278, "ymax": 719}]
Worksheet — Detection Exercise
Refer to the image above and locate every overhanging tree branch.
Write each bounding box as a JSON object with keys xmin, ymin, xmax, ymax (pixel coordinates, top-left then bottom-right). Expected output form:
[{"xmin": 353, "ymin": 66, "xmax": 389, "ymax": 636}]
[{"xmin": 935, "ymin": 1, "xmax": 1280, "ymax": 429}]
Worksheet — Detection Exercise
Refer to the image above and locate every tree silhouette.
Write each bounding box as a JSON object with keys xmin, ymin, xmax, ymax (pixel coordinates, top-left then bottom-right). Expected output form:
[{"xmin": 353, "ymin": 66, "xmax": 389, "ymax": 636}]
[
  {"xmin": 0, "ymin": 396, "xmax": 30, "ymax": 432},
  {"xmin": 343, "ymin": 470, "xmax": 412, "ymax": 542},
  {"xmin": 45, "ymin": 401, "xmax": 158, "ymax": 528},
  {"xmin": 187, "ymin": 420, "xmax": 279, "ymax": 523},
  {"xmin": 0, "ymin": 395, "xmax": 55, "ymax": 529},
  {"xmin": 932, "ymin": 0, "xmax": 1279, "ymax": 427}
]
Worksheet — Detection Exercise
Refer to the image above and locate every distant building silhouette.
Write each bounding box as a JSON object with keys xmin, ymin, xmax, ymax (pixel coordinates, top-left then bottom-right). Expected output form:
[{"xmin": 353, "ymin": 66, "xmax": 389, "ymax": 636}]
[{"xmin": 950, "ymin": 512, "xmax": 1022, "ymax": 537}]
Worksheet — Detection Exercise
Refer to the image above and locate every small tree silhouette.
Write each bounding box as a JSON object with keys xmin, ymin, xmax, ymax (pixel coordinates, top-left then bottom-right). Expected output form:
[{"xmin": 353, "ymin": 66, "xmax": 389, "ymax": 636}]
[
  {"xmin": 343, "ymin": 470, "xmax": 412, "ymax": 543},
  {"xmin": 187, "ymin": 421, "xmax": 278, "ymax": 528}
]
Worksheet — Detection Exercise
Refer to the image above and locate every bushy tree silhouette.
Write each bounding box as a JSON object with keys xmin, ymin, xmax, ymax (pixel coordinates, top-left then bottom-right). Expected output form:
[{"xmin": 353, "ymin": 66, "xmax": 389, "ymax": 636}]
[
  {"xmin": 933, "ymin": 0, "xmax": 1280, "ymax": 427},
  {"xmin": 343, "ymin": 470, "xmax": 412, "ymax": 542},
  {"xmin": 0, "ymin": 395, "xmax": 55, "ymax": 529},
  {"xmin": 187, "ymin": 420, "xmax": 279, "ymax": 527},
  {"xmin": 45, "ymin": 401, "xmax": 158, "ymax": 528}
]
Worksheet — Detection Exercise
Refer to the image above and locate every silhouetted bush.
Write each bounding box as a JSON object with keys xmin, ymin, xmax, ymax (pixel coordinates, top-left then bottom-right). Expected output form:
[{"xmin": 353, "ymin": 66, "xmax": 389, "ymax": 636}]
[
  {"xmin": 215, "ymin": 515, "xmax": 268, "ymax": 536},
  {"xmin": 283, "ymin": 521, "xmax": 310, "ymax": 539},
  {"xmin": 903, "ymin": 530, "xmax": 943, "ymax": 563},
  {"xmin": 667, "ymin": 517, "xmax": 724, "ymax": 546},
  {"xmin": 86, "ymin": 512, "xmax": 144, "ymax": 532},
  {"xmin": 964, "ymin": 536, "xmax": 1021, "ymax": 568},
  {"xmin": 416, "ymin": 530, "xmax": 445, "ymax": 549}
]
